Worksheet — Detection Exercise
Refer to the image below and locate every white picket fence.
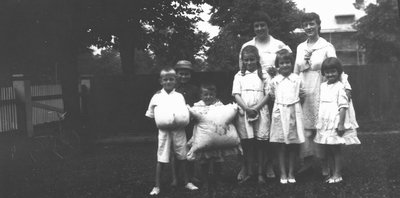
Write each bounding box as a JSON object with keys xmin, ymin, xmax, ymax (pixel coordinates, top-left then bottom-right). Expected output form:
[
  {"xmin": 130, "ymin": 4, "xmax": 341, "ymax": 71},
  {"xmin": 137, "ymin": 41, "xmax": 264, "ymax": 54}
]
[
  {"xmin": 0, "ymin": 84, "xmax": 64, "ymax": 133},
  {"xmin": 0, "ymin": 87, "xmax": 18, "ymax": 132}
]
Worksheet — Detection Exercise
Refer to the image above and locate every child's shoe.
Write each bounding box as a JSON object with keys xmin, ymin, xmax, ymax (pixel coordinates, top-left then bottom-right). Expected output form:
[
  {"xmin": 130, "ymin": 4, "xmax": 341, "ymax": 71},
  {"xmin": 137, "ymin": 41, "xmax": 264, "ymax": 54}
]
[
  {"xmin": 149, "ymin": 187, "xmax": 160, "ymax": 196},
  {"xmin": 288, "ymin": 178, "xmax": 296, "ymax": 184},
  {"xmin": 185, "ymin": 182, "xmax": 199, "ymax": 190},
  {"xmin": 280, "ymin": 178, "xmax": 288, "ymax": 184}
]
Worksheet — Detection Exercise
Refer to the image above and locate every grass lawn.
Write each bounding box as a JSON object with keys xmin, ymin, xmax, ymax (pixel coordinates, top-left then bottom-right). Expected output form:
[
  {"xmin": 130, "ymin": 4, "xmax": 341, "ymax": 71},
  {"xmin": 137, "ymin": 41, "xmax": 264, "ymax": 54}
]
[{"xmin": 2, "ymin": 132, "xmax": 400, "ymax": 198}]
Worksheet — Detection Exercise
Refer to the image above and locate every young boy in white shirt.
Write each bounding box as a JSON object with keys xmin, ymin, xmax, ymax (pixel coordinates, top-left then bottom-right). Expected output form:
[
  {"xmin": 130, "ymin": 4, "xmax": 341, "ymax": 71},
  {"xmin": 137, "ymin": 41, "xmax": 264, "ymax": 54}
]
[{"xmin": 146, "ymin": 67, "xmax": 198, "ymax": 196}]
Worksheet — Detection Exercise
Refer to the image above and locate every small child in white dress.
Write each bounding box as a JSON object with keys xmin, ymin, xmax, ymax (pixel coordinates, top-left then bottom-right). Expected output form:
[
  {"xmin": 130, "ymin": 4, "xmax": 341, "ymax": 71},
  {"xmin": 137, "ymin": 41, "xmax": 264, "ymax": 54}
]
[
  {"xmin": 188, "ymin": 83, "xmax": 241, "ymax": 198},
  {"xmin": 314, "ymin": 57, "xmax": 361, "ymax": 184},
  {"xmin": 269, "ymin": 49, "xmax": 305, "ymax": 184}
]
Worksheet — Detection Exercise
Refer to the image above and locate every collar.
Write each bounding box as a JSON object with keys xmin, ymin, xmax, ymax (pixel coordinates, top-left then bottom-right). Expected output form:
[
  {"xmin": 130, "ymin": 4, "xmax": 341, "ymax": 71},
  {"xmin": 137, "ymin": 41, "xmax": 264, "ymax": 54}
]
[
  {"xmin": 250, "ymin": 35, "xmax": 277, "ymax": 45},
  {"xmin": 275, "ymin": 73, "xmax": 296, "ymax": 82},
  {"xmin": 305, "ymin": 37, "xmax": 331, "ymax": 51},
  {"xmin": 161, "ymin": 88, "xmax": 176, "ymax": 95}
]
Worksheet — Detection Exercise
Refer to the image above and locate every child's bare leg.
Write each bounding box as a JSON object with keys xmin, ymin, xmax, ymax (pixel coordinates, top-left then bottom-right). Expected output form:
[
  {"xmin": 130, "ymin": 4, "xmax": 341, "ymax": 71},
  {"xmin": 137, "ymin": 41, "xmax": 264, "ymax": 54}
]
[
  {"xmin": 332, "ymin": 145, "xmax": 342, "ymax": 178},
  {"xmin": 277, "ymin": 144, "xmax": 287, "ymax": 179},
  {"xmin": 155, "ymin": 162, "xmax": 164, "ymax": 188},
  {"xmin": 288, "ymin": 145, "xmax": 298, "ymax": 179},
  {"xmin": 317, "ymin": 144, "xmax": 329, "ymax": 177}
]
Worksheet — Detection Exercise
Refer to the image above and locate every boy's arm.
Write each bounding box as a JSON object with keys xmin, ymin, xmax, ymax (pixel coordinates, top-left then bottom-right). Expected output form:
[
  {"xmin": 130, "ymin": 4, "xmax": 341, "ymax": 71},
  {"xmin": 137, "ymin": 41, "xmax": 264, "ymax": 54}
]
[{"xmin": 145, "ymin": 94, "xmax": 157, "ymax": 119}]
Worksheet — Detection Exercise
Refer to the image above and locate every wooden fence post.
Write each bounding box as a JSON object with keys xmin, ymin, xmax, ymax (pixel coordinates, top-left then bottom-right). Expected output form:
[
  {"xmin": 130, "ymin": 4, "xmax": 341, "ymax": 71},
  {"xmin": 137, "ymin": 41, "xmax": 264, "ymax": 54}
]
[{"xmin": 12, "ymin": 74, "xmax": 33, "ymax": 137}]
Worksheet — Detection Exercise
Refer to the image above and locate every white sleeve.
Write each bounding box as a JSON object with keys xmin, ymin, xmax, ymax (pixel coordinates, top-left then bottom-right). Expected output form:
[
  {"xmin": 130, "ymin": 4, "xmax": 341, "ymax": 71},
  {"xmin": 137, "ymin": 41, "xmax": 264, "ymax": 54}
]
[
  {"xmin": 338, "ymin": 86, "xmax": 349, "ymax": 110},
  {"xmin": 326, "ymin": 43, "xmax": 337, "ymax": 58},
  {"xmin": 294, "ymin": 44, "xmax": 303, "ymax": 74},
  {"xmin": 232, "ymin": 73, "xmax": 241, "ymax": 96},
  {"xmin": 341, "ymin": 73, "xmax": 352, "ymax": 90},
  {"xmin": 238, "ymin": 44, "xmax": 245, "ymax": 70},
  {"xmin": 145, "ymin": 94, "xmax": 158, "ymax": 118}
]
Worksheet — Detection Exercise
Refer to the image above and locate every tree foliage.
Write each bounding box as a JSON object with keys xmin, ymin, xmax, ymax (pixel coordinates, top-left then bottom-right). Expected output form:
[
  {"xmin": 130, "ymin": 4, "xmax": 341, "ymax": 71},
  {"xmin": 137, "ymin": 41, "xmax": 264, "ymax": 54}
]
[
  {"xmin": 0, "ymin": 0, "xmax": 212, "ymax": 128},
  {"xmin": 205, "ymin": 0, "xmax": 303, "ymax": 71},
  {"xmin": 354, "ymin": 0, "xmax": 400, "ymax": 63}
]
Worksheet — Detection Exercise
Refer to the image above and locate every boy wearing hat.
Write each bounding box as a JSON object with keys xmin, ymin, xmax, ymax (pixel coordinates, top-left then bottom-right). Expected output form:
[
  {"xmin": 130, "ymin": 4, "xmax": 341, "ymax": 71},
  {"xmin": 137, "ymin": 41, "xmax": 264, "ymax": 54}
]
[
  {"xmin": 174, "ymin": 60, "xmax": 201, "ymax": 183},
  {"xmin": 175, "ymin": 60, "xmax": 200, "ymax": 107}
]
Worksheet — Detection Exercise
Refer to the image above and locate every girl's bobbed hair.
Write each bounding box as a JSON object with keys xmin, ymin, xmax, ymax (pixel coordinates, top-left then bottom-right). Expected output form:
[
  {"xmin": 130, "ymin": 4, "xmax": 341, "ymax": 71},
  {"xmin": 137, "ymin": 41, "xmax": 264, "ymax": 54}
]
[
  {"xmin": 241, "ymin": 45, "xmax": 263, "ymax": 80},
  {"xmin": 274, "ymin": 49, "xmax": 294, "ymax": 68},
  {"xmin": 321, "ymin": 57, "xmax": 343, "ymax": 76},
  {"xmin": 250, "ymin": 11, "xmax": 272, "ymax": 26}
]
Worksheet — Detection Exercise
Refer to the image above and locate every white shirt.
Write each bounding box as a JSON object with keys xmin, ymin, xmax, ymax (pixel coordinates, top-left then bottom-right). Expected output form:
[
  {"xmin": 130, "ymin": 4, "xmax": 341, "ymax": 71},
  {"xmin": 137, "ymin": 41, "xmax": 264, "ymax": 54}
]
[{"xmin": 145, "ymin": 89, "xmax": 186, "ymax": 118}]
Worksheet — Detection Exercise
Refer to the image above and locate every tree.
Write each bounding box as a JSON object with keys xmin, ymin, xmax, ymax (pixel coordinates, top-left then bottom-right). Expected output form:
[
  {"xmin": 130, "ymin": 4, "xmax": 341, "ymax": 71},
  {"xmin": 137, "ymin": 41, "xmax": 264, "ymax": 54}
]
[
  {"xmin": 1, "ymin": 0, "xmax": 212, "ymax": 130},
  {"xmin": 354, "ymin": 0, "xmax": 400, "ymax": 63},
  {"xmin": 205, "ymin": 0, "xmax": 303, "ymax": 71}
]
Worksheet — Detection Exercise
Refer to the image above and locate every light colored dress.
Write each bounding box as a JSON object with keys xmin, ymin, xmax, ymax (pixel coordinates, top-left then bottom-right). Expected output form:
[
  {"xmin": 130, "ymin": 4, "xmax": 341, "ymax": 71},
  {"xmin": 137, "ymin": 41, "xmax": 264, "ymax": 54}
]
[
  {"xmin": 189, "ymin": 100, "xmax": 241, "ymax": 163},
  {"xmin": 232, "ymin": 70, "xmax": 270, "ymax": 140},
  {"xmin": 294, "ymin": 37, "xmax": 336, "ymax": 158},
  {"xmin": 269, "ymin": 74, "xmax": 305, "ymax": 144},
  {"xmin": 294, "ymin": 37, "xmax": 336, "ymax": 130},
  {"xmin": 314, "ymin": 81, "xmax": 360, "ymax": 145},
  {"xmin": 239, "ymin": 36, "xmax": 292, "ymax": 80}
]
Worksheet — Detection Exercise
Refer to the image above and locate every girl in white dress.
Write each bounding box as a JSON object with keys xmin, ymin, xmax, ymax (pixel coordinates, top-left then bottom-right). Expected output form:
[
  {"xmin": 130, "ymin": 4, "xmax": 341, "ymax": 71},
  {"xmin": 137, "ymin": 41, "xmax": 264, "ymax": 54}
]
[
  {"xmin": 314, "ymin": 57, "xmax": 361, "ymax": 183},
  {"xmin": 233, "ymin": 45, "xmax": 271, "ymax": 184},
  {"xmin": 269, "ymin": 49, "xmax": 305, "ymax": 184}
]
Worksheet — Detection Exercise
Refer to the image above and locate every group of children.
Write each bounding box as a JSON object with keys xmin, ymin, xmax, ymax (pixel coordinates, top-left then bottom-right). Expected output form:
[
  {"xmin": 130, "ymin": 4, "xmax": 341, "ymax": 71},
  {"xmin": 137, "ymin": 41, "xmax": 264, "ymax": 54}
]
[{"xmin": 145, "ymin": 47, "xmax": 360, "ymax": 196}]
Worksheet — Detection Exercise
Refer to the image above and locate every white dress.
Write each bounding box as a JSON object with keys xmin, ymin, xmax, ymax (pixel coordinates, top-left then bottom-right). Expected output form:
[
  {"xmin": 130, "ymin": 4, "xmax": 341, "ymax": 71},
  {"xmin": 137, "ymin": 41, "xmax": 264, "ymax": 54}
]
[
  {"xmin": 314, "ymin": 81, "xmax": 361, "ymax": 145},
  {"xmin": 269, "ymin": 74, "xmax": 305, "ymax": 144},
  {"xmin": 232, "ymin": 70, "xmax": 270, "ymax": 140},
  {"xmin": 294, "ymin": 37, "xmax": 336, "ymax": 130}
]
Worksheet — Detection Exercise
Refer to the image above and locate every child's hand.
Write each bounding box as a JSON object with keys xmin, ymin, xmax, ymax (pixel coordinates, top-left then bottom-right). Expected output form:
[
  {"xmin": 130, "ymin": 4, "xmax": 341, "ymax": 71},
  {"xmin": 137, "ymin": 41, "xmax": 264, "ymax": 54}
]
[
  {"xmin": 345, "ymin": 89, "xmax": 352, "ymax": 100},
  {"xmin": 267, "ymin": 67, "xmax": 277, "ymax": 77},
  {"xmin": 336, "ymin": 124, "xmax": 345, "ymax": 137},
  {"xmin": 245, "ymin": 108, "xmax": 258, "ymax": 118}
]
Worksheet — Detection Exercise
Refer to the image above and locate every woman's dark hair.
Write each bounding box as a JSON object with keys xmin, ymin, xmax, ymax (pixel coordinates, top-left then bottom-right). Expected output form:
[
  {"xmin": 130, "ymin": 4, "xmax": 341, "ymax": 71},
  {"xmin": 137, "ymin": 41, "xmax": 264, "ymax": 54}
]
[
  {"xmin": 301, "ymin": 12, "xmax": 321, "ymax": 33},
  {"xmin": 321, "ymin": 57, "xmax": 343, "ymax": 76},
  {"xmin": 241, "ymin": 45, "xmax": 263, "ymax": 80},
  {"xmin": 250, "ymin": 11, "xmax": 272, "ymax": 26},
  {"xmin": 274, "ymin": 49, "xmax": 294, "ymax": 68}
]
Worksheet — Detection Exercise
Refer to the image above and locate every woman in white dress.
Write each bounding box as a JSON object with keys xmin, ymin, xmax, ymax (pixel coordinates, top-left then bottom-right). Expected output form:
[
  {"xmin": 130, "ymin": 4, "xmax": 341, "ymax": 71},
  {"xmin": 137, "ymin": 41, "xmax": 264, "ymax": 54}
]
[{"xmin": 293, "ymin": 12, "xmax": 337, "ymax": 176}]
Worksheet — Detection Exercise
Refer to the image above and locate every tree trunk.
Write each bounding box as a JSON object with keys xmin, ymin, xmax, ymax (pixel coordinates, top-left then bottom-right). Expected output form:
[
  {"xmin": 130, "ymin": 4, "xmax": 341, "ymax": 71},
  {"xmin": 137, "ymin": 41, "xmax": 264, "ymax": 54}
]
[
  {"xmin": 56, "ymin": 0, "xmax": 82, "ymax": 130},
  {"xmin": 119, "ymin": 3, "xmax": 141, "ymax": 78}
]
